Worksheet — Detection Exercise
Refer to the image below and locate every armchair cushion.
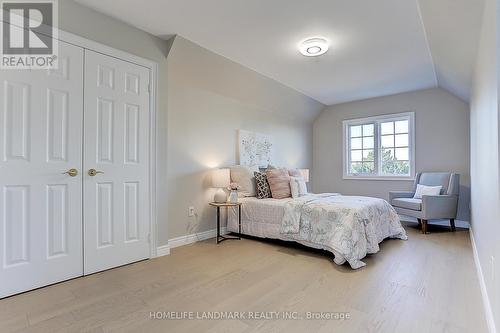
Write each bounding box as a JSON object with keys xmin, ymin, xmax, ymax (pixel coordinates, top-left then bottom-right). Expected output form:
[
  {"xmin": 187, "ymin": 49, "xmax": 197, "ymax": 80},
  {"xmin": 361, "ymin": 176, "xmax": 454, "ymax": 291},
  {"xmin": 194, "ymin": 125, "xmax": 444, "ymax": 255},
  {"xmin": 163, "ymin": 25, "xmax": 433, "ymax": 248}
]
[{"xmin": 392, "ymin": 198, "xmax": 422, "ymax": 211}]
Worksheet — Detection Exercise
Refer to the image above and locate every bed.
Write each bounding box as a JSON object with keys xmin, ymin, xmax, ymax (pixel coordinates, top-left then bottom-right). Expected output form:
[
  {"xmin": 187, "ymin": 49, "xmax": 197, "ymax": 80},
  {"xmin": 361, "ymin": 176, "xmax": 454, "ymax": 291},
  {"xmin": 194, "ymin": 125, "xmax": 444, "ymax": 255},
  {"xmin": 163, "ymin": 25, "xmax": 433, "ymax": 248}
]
[{"xmin": 227, "ymin": 193, "xmax": 407, "ymax": 269}]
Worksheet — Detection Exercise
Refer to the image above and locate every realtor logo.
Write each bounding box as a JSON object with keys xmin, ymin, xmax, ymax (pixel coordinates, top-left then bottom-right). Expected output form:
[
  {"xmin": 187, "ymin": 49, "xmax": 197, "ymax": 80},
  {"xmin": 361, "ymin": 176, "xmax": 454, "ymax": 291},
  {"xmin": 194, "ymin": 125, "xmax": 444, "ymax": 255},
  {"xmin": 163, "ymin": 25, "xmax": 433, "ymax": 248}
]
[{"xmin": 1, "ymin": 0, "xmax": 58, "ymax": 69}]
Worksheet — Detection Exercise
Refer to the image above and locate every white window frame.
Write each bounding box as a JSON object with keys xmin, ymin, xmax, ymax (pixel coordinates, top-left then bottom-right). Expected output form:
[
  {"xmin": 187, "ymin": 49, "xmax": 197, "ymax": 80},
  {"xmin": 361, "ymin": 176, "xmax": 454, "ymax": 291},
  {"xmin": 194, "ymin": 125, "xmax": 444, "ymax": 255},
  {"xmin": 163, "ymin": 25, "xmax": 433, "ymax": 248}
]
[{"xmin": 342, "ymin": 112, "xmax": 415, "ymax": 181}]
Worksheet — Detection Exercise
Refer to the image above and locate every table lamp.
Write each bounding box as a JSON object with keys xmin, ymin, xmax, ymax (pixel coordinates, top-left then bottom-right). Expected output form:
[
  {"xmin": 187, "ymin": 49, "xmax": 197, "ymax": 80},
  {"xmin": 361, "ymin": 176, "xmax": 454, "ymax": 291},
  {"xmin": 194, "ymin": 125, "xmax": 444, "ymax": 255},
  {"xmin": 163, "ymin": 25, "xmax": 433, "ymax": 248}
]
[{"xmin": 212, "ymin": 168, "xmax": 230, "ymax": 203}]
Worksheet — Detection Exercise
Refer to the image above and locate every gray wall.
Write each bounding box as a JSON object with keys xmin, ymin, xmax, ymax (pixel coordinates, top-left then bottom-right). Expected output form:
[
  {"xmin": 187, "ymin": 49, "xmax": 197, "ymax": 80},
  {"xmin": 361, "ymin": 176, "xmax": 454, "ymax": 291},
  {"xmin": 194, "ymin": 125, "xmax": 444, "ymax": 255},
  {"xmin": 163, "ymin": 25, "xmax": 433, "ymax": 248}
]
[
  {"xmin": 58, "ymin": 2, "xmax": 324, "ymax": 244},
  {"xmin": 166, "ymin": 36, "xmax": 324, "ymax": 239},
  {"xmin": 470, "ymin": 0, "xmax": 499, "ymax": 329},
  {"xmin": 313, "ymin": 88, "xmax": 470, "ymax": 221}
]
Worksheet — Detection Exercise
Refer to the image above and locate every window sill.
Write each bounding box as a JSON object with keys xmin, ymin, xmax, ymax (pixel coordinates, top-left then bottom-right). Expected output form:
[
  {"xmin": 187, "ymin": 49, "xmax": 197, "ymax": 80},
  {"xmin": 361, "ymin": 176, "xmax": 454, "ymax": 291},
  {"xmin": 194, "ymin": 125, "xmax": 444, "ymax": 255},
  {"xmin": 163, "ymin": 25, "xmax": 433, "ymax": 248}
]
[{"xmin": 343, "ymin": 175, "xmax": 415, "ymax": 181}]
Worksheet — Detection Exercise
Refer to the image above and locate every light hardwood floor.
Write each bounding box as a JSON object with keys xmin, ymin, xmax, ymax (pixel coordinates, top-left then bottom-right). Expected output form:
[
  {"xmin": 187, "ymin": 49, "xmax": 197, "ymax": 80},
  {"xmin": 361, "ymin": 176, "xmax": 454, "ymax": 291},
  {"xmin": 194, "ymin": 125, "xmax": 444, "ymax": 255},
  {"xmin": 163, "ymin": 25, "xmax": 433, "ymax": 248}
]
[{"xmin": 0, "ymin": 222, "xmax": 487, "ymax": 333}]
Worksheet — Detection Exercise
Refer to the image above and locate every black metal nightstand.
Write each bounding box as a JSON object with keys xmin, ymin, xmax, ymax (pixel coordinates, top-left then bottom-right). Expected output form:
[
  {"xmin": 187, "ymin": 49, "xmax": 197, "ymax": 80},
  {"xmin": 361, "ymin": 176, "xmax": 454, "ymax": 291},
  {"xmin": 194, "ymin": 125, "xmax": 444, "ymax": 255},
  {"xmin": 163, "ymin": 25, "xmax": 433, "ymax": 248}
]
[{"xmin": 209, "ymin": 202, "xmax": 242, "ymax": 244}]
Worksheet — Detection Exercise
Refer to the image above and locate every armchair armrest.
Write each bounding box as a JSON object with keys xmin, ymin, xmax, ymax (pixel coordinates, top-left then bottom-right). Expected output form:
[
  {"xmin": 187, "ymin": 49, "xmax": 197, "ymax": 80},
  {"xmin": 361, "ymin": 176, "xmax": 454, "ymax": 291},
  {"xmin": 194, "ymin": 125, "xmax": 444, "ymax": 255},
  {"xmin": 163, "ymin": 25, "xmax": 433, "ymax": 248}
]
[
  {"xmin": 421, "ymin": 195, "xmax": 458, "ymax": 219},
  {"xmin": 389, "ymin": 191, "xmax": 414, "ymax": 203}
]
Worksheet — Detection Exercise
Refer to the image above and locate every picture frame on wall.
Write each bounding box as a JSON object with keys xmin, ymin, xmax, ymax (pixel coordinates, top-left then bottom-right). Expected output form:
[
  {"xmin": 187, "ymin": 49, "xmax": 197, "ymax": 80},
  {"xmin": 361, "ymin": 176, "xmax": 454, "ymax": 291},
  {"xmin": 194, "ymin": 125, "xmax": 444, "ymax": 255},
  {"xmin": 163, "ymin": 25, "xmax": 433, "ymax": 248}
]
[{"xmin": 237, "ymin": 130, "xmax": 273, "ymax": 168}]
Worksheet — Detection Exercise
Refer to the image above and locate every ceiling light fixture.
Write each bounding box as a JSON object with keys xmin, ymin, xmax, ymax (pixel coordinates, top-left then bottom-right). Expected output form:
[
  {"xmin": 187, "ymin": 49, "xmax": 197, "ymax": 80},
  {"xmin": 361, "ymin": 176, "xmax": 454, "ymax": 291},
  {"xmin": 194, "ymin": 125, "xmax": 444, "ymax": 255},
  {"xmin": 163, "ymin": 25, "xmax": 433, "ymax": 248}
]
[{"xmin": 299, "ymin": 37, "xmax": 329, "ymax": 57}]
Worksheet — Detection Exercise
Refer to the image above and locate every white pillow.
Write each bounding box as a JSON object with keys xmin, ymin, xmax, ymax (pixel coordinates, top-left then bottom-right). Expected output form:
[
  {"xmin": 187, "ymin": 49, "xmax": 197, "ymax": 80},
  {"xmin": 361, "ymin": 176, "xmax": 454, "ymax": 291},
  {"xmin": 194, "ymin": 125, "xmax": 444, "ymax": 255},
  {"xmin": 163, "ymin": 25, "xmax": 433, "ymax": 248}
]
[
  {"xmin": 230, "ymin": 165, "xmax": 259, "ymax": 197},
  {"xmin": 413, "ymin": 184, "xmax": 442, "ymax": 199},
  {"xmin": 290, "ymin": 176, "xmax": 308, "ymax": 198}
]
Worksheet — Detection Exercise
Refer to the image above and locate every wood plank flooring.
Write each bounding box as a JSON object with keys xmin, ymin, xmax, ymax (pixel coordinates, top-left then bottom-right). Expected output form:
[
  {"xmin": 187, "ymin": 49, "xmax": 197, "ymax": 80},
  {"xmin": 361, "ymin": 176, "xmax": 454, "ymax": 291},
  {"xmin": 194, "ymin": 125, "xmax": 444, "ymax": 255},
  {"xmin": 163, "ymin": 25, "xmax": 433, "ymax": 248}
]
[{"xmin": 0, "ymin": 222, "xmax": 487, "ymax": 333}]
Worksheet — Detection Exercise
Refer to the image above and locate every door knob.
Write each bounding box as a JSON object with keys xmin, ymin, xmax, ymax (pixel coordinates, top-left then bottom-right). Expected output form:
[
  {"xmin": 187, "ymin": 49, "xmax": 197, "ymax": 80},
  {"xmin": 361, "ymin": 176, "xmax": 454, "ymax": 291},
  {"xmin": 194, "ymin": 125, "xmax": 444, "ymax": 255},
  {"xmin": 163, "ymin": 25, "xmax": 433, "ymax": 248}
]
[
  {"xmin": 62, "ymin": 168, "xmax": 78, "ymax": 177},
  {"xmin": 88, "ymin": 169, "xmax": 104, "ymax": 177}
]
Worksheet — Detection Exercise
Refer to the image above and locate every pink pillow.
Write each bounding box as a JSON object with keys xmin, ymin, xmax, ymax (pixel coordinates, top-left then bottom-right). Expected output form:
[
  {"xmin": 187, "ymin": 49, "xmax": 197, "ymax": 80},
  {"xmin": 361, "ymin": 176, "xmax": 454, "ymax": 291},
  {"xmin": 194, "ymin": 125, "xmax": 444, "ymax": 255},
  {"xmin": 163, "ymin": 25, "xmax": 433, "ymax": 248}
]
[{"xmin": 266, "ymin": 168, "xmax": 291, "ymax": 199}]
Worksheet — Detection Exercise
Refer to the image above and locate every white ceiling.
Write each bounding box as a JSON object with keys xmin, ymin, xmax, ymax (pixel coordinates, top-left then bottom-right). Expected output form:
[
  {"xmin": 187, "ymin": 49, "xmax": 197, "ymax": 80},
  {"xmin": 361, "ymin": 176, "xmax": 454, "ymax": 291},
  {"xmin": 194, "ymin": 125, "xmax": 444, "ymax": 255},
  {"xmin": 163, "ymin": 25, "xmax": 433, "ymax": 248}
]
[{"xmin": 75, "ymin": 0, "xmax": 484, "ymax": 105}]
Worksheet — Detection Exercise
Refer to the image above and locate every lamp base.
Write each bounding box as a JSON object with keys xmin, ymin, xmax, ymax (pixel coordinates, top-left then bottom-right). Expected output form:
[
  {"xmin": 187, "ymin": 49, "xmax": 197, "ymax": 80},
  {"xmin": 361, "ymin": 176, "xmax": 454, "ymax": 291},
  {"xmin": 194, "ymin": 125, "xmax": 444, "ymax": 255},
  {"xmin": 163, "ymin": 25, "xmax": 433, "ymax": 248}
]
[{"xmin": 214, "ymin": 188, "xmax": 227, "ymax": 203}]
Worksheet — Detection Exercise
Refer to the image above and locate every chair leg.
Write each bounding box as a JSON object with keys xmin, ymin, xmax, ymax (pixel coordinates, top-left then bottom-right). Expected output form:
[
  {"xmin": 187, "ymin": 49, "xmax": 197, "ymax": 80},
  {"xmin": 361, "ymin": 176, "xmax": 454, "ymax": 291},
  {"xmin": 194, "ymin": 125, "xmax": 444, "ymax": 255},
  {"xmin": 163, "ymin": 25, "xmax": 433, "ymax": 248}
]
[
  {"xmin": 422, "ymin": 219, "xmax": 428, "ymax": 234},
  {"xmin": 450, "ymin": 219, "xmax": 456, "ymax": 232}
]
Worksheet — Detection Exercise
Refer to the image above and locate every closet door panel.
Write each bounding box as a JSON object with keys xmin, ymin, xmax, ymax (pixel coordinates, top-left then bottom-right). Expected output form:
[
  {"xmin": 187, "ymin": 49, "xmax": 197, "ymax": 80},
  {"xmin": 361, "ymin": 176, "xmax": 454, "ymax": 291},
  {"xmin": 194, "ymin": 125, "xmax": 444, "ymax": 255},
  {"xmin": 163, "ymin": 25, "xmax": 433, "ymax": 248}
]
[
  {"xmin": 84, "ymin": 50, "xmax": 150, "ymax": 274},
  {"xmin": 0, "ymin": 41, "xmax": 84, "ymax": 298}
]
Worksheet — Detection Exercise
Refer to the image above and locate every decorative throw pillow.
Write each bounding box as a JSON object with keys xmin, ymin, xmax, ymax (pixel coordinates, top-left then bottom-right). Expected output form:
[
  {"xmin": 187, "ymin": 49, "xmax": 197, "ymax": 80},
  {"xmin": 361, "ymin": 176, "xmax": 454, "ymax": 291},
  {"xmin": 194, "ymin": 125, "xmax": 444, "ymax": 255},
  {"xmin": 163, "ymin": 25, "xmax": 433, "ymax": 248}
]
[
  {"xmin": 266, "ymin": 168, "xmax": 291, "ymax": 199},
  {"xmin": 413, "ymin": 184, "xmax": 442, "ymax": 199},
  {"xmin": 254, "ymin": 171, "xmax": 271, "ymax": 199},
  {"xmin": 230, "ymin": 165, "xmax": 259, "ymax": 197},
  {"xmin": 290, "ymin": 177, "xmax": 308, "ymax": 198},
  {"xmin": 288, "ymin": 168, "xmax": 302, "ymax": 178}
]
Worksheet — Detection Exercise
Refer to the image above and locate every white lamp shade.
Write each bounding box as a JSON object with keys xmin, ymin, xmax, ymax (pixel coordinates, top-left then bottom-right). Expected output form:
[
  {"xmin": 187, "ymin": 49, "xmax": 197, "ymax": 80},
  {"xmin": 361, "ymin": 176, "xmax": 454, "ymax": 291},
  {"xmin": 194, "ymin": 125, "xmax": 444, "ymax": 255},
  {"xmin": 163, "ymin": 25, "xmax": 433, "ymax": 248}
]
[
  {"xmin": 299, "ymin": 169, "xmax": 310, "ymax": 182},
  {"xmin": 212, "ymin": 168, "xmax": 230, "ymax": 188}
]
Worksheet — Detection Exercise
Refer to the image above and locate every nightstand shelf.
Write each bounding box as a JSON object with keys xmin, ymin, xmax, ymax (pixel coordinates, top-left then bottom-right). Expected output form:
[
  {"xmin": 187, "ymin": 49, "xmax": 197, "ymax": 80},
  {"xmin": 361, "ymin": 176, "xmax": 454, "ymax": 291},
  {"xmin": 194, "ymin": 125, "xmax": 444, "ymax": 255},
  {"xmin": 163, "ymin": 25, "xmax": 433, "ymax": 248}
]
[{"xmin": 209, "ymin": 202, "xmax": 242, "ymax": 244}]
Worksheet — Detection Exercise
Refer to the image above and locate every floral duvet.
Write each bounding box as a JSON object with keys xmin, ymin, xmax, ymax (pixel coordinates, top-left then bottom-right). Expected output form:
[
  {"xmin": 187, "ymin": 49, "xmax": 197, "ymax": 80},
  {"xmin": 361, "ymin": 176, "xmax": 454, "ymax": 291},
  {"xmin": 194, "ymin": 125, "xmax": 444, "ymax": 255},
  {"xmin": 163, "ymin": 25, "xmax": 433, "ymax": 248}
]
[{"xmin": 280, "ymin": 193, "xmax": 407, "ymax": 269}]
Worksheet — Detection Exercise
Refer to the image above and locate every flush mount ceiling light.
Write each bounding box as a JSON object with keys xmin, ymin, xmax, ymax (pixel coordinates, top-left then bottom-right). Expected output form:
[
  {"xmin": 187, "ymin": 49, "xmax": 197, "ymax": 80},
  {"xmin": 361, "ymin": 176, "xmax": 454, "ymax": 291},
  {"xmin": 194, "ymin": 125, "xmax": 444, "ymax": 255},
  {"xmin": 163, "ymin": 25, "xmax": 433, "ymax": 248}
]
[{"xmin": 299, "ymin": 37, "xmax": 329, "ymax": 57}]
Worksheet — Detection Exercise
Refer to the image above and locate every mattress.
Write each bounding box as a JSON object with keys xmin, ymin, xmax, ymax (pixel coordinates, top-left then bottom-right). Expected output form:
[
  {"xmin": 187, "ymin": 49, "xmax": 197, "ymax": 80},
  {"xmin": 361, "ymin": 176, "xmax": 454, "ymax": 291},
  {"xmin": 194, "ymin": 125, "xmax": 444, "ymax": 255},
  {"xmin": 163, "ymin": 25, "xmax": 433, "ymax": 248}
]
[{"xmin": 227, "ymin": 197, "xmax": 291, "ymax": 239}]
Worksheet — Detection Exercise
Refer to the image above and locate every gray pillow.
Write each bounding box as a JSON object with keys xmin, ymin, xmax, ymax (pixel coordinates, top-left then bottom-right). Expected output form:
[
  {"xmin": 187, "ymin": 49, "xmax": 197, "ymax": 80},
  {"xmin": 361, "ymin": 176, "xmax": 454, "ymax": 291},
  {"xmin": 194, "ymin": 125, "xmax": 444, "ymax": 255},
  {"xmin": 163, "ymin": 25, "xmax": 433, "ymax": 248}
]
[{"xmin": 254, "ymin": 171, "xmax": 271, "ymax": 199}]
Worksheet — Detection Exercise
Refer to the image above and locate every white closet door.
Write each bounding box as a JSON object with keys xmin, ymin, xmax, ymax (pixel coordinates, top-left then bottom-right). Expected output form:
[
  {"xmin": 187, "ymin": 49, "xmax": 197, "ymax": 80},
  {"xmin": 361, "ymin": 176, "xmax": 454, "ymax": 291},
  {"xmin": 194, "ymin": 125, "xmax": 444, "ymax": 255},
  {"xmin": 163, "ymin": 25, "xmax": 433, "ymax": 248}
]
[
  {"xmin": 83, "ymin": 50, "xmax": 151, "ymax": 274},
  {"xmin": 0, "ymin": 41, "xmax": 84, "ymax": 298}
]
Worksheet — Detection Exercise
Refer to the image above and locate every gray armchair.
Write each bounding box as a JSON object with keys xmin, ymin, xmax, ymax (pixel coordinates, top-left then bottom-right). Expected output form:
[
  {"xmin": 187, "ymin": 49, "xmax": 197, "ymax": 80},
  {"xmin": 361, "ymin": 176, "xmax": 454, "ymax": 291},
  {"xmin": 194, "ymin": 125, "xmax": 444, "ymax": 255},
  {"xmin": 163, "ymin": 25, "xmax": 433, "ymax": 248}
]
[{"xmin": 389, "ymin": 172, "xmax": 460, "ymax": 234}]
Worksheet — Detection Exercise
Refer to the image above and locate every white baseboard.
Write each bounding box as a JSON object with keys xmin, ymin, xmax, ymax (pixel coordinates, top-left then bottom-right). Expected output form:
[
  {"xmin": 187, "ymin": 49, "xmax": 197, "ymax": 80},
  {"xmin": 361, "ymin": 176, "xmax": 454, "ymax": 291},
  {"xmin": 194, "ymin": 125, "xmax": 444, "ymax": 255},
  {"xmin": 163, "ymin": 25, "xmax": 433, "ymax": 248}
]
[
  {"xmin": 470, "ymin": 228, "xmax": 497, "ymax": 333},
  {"xmin": 156, "ymin": 244, "xmax": 171, "ymax": 257},
  {"xmin": 167, "ymin": 227, "xmax": 228, "ymax": 249},
  {"xmin": 156, "ymin": 227, "xmax": 229, "ymax": 257}
]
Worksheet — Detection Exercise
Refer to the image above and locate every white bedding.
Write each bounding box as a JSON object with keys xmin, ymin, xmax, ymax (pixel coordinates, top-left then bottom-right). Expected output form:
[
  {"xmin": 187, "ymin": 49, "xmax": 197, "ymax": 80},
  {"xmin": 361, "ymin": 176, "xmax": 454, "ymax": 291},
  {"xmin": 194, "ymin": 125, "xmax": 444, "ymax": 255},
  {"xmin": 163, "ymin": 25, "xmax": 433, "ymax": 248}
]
[{"xmin": 227, "ymin": 193, "xmax": 407, "ymax": 269}]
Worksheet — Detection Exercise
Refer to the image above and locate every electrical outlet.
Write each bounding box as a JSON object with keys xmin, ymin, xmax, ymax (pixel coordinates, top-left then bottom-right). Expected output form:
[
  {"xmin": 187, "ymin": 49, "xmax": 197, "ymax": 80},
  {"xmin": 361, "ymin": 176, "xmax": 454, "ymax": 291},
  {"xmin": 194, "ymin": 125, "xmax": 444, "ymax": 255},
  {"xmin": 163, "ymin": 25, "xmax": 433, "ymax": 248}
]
[
  {"xmin": 188, "ymin": 206, "xmax": 195, "ymax": 217},
  {"xmin": 491, "ymin": 256, "xmax": 495, "ymax": 282}
]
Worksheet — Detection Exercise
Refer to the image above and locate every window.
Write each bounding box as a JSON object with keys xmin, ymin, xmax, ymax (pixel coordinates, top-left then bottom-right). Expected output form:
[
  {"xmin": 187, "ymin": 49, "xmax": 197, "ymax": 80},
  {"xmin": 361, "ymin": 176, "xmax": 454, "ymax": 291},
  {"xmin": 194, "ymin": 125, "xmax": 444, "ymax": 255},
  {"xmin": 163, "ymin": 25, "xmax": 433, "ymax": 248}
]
[{"xmin": 343, "ymin": 112, "xmax": 415, "ymax": 180}]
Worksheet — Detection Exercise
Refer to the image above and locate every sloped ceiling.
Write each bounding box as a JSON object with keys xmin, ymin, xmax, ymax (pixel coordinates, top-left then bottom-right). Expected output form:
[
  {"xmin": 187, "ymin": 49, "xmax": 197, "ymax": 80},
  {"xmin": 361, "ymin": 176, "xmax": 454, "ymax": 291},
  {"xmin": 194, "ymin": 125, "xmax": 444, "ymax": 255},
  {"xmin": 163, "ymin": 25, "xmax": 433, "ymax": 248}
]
[
  {"xmin": 75, "ymin": 0, "xmax": 485, "ymax": 105},
  {"xmin": 418, "ymin": 0, "xmax": 485, "ymax": 102}
]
